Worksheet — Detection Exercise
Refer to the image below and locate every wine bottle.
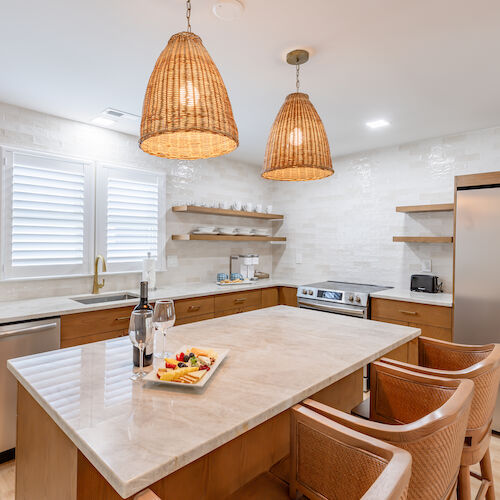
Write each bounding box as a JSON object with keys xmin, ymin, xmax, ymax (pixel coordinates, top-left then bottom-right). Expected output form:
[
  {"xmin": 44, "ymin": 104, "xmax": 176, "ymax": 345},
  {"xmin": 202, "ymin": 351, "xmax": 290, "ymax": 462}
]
[{"xmin": 133, "ymin": 281, "xmax": 154, "ymax": 367}]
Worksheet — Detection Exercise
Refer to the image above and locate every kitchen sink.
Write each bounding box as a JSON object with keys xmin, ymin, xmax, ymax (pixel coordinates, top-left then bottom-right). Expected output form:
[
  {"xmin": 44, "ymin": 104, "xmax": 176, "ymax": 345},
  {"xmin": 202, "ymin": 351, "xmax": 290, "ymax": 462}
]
[{"xmin": 71, "ymin": 293, "xmax": 138, "ymax": 305}]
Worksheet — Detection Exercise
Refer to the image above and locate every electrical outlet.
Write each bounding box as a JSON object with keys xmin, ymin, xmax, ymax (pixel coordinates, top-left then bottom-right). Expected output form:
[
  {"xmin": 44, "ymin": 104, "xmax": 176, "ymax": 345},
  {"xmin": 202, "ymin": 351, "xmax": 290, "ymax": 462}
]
[
  {"xmin": 421, "ymin": 259, "xmax": 432, "ymax": 273},
  {"xmin": 295, "ymin": 251, "xmax": 303, "ymax": 264},
  {"xmin": 167, "ymin": 255, "xmax": 178, "ymax": 268}
]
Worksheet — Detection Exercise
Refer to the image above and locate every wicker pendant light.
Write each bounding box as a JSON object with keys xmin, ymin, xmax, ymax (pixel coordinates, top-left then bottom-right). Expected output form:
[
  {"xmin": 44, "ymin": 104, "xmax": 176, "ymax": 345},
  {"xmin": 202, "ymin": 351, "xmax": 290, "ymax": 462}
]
[
  {"xmin": 262, "ymin": 50, "xmax": 333, "ymax": 181},
  {"xmin": 139, "ymin": 0, "xmax": 238, "ymax": 160}
]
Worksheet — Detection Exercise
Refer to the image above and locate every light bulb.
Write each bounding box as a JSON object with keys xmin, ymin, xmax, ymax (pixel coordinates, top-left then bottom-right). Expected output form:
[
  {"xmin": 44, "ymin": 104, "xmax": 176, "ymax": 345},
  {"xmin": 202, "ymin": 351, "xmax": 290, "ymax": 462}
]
[
  {"xmin": 289, "ymin": 127, "xmax": 303, "ymax": 146},
  {"xmin": 180, "ymin": 81, "xmax": 200, "ymax": 107}
]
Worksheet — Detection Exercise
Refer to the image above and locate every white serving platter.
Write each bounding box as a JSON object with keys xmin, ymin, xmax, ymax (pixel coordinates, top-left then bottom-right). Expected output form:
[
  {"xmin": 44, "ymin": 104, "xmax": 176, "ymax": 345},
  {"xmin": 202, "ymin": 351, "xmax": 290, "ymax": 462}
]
[{"xmin": 145, "ymin": 346, "xmax": 229, "ymax": 389}]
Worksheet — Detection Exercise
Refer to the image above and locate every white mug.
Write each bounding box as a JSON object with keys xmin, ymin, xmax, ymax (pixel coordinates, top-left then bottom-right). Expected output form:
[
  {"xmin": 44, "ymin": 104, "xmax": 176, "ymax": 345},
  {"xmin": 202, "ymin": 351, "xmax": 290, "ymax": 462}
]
[
  {"xmin": 233, "ymin": 201, "xmax": 242, "ymax": 211},
  {"xmin": 244, "ymin": 202, "xmax": 253, "ymax": 212},
  {"xmin": 266, "ymin": 205, "xmax": 273, "ymax": 214},
  {"xmin": 255, "ymin": 204, "xmax": 263, "ymax": 212}
]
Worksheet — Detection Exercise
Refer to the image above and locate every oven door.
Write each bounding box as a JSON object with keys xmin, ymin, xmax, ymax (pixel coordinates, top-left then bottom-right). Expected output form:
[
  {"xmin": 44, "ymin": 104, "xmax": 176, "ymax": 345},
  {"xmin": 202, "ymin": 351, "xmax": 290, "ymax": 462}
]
[{"xmin": 297, "ymin": 297, "xmax": 367, "ymax": 319}]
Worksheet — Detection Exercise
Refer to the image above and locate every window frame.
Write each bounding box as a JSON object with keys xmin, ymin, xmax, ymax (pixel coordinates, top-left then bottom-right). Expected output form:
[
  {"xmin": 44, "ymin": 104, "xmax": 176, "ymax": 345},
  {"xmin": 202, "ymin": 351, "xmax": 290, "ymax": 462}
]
[
  {"xmin": 95, "ymin": 162, "xmax": 166, "ymax": 274},
  {"xmin": 0, "ymin": 146, "xmax": 95, "ymax": 280}
]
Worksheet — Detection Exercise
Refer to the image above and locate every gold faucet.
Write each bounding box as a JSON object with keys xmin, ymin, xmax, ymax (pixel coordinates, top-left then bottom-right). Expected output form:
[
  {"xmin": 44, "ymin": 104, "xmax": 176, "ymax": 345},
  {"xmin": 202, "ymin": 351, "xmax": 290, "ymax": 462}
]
[{"xmin": 92, "ymin": 255, "xmax": 107, "ymax": 294}]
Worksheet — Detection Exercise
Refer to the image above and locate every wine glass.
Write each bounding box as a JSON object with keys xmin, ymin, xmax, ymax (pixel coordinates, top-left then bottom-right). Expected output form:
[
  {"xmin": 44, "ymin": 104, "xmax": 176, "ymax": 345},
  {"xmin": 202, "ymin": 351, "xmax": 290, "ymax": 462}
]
[
  {"xmin": 153, "ymin": 299, "xmax": 176, "ymax": 359},
  {"xmin": 129, "ymin": 310, "xmax": 153, "ymax": 381}
]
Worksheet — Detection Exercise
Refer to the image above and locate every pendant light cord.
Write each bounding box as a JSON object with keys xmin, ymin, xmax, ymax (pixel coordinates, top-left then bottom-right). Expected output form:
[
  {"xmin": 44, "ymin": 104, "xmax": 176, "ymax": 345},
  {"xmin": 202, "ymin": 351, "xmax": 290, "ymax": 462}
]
[
  {"xmin": 186, "ymin": 0, "xmax": 192, "ymax": 32},
  {"xmin": 296, "ymin": 59, "xmax": 300, "ymax": 93}
]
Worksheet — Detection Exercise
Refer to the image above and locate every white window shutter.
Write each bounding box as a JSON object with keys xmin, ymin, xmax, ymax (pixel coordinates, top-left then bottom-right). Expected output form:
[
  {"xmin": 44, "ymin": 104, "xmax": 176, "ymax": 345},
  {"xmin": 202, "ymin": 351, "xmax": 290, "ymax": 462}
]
[
  {"xmin": 1, "ymin": 149, "xmax": 93, "ymax": 279},
  {"xmin": 96, "ymin": 165, "xmax": 165, "ymax": 272}
]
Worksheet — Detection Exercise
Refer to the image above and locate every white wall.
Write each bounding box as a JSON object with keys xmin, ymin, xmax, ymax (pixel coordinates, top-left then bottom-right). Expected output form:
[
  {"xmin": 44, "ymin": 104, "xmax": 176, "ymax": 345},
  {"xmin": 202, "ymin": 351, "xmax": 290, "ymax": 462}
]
[
  {"xmin": 271, "ymin": 126, "xmax": 500, "ymax": 291},
  {"xmin": 2, "ymin": 101, "xmax": 500, "ymax": 300},
  {"xmin": 0, "ymin": 103, "xmax": 273, "ymax": 300}
]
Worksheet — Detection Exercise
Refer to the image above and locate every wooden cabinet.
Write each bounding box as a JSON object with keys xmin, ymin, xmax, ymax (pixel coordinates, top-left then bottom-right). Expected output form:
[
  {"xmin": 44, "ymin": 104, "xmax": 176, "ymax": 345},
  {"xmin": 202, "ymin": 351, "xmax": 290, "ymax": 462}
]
[
  {"xmin": 214, "ymin": 290, "xmax": 262, "ymax": 317},
  {"xmin": 60, "ymin": 306, "xmax": 134, "ymax": 348},
  {"xmin": 278, "ymin": 287, "xmax": 298, "ymax": 307},
  {"xmin": 262, "ymin": 287, "xmax": 279, "ymax": 308},
  {"xmin": 60, "ymin": 286, "xmax": 298, "ymax": 347},
  {"xmin": 174, "ymin": 295, "xmax": 214, "ymax": 323},
  {"xmin": 371, "ymin": 297, "xmax": 453, "ymax": 362}
]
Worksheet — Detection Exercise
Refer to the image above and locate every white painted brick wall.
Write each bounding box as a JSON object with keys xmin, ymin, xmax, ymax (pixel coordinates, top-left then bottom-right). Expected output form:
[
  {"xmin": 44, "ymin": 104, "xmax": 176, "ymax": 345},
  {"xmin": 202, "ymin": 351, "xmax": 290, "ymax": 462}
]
[
  {"xmin": 271, "ymin": 127, "xmax": 500, "ymax": 291},
  {"xmin": 0, "ymin": 102, "xmax": 273, "ymax": 300}
]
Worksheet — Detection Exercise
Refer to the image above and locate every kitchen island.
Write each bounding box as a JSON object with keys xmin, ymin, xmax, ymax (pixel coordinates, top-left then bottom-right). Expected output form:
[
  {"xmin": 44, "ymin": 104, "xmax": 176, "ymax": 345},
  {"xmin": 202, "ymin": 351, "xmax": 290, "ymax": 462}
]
[{"xmin": 8, "ymin": 306, "xmax": 420, "ymax": 499}]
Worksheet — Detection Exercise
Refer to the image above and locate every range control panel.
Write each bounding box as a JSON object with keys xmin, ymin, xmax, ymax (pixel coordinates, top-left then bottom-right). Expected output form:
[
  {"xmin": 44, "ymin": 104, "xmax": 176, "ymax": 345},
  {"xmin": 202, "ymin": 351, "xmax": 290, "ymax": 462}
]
[{"xmin": 296, "ymin": 287, "xmax": 369, "ymax": 306}]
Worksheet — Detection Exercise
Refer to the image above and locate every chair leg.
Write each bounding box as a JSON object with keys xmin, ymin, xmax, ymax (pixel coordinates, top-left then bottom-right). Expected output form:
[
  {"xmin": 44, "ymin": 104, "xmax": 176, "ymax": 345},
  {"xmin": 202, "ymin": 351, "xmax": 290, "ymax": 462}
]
[
  {"xmin": 480, "ymin": 449, "xmax": 495, "ymax": 500},
  {"xmin": 458, "ymin": 465, "xmax": 472, "ymax": 500}
]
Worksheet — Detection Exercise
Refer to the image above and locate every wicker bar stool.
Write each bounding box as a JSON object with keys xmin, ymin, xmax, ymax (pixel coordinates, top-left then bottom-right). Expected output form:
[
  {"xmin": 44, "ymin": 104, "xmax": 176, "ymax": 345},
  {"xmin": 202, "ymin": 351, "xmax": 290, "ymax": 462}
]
[
  {"xmin": 228, "ymin": 404, "xmax": 412, "ymax": 500},
  {"xmin": 303, "ymin": 361, "xmax": 474, "ymax": 500},
  {"xmin": 380, "ymin": 337, "xmax": 500, "ymax": 500}
]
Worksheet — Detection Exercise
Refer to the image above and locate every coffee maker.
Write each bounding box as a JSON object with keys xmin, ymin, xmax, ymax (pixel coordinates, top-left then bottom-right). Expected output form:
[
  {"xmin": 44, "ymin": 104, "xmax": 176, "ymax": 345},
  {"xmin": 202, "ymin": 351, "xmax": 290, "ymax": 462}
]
[{"xmin": 230, "ymin": 254, "xmax": 259, "ymax": 280}]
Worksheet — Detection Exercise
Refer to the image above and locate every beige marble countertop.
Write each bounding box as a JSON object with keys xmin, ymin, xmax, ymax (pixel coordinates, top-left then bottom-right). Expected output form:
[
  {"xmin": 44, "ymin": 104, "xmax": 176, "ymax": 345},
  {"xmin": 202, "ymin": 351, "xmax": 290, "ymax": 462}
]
[
  {"xmin": 0, "ymin": 279, "xmax": 302, "ymax": 324},
  {"xmin": 8, "ymin": 306, "xmax": 420, "ymax": 498},
  {"xmin": 370, "ymin": 288, "xmax": 453, "ymax": 307}
]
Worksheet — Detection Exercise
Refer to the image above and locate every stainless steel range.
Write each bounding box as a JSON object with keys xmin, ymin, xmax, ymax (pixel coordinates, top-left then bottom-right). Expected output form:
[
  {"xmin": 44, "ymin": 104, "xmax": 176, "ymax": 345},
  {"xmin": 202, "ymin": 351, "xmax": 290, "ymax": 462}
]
[
  {"xmin": 297, "ymin": 281, "xmax": 392, "ymax": 319},
  {"xmin": 297, "ymin": 280, "xmax": 392, "ymax": 392}
]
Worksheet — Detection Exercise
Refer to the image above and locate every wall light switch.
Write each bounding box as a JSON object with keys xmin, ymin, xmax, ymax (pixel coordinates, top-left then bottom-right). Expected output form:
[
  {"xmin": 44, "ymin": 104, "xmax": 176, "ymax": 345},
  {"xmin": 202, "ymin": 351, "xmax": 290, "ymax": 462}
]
[
  {"xmin": 167, "ymin": 255, "xmax": 178, "ymax": 268},
  {"xmin": 295, "ymin": 252, "xmax": 303, "ymax": 264},
  {"xmin": 421, "ymin": 259, "xmax": 432, "ymax": 273}
]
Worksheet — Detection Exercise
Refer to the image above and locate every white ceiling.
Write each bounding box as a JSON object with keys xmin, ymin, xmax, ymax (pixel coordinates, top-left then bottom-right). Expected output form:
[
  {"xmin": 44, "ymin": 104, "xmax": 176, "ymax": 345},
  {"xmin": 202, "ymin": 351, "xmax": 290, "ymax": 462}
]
[{"xmin": 1, "ymin": 0, "xmax": 500, "ymax": 165}]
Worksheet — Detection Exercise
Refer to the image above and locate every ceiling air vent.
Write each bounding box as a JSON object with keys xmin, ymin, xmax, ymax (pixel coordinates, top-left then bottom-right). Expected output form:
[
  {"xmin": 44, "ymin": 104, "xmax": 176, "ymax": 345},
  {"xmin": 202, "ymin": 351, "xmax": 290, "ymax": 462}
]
[{"xmin": 102, "ymin": 108, "xmax": 140, "ymax": 121}]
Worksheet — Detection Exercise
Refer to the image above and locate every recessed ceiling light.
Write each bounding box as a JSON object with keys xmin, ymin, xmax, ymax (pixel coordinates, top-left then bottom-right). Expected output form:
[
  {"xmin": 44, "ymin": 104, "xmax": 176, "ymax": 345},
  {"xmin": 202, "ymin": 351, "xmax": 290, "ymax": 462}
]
[
  {"xmin": 212, "ymin": 0, "xmax": 245, "ymax": 21},
  {"xmin": 91, "ymin": 116, "xmax": 116, "ymax": 127},
  {"xmin": 366, "ymin": 119, "xmax": 390, "ymax": 129}
]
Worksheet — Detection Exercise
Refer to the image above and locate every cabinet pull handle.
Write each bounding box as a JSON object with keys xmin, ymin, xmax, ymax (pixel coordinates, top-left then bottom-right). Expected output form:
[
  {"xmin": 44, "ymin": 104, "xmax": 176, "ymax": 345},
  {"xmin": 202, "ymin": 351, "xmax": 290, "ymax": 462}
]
[
  {"xmin": 188, "ymin": 305, "xmax": 201, "ymax": 312},
  {"xmin": 400, "ymin": 310, "xmax": 417, "ymax": 316},
  {"xmin": 115, "ymin": 316, "xmax": 130, "ymax": 321},
  {"xmin": 234, "ymin": 298, "xmax": 247, "ymax": 304}
]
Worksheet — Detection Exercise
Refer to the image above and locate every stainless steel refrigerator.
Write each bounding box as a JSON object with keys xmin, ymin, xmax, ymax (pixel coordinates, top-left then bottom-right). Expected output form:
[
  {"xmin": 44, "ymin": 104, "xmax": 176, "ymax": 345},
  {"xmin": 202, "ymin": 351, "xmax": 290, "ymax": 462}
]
[{"xmin": 454, "ymin": 186, "xmax": 500, "ymax": 432}]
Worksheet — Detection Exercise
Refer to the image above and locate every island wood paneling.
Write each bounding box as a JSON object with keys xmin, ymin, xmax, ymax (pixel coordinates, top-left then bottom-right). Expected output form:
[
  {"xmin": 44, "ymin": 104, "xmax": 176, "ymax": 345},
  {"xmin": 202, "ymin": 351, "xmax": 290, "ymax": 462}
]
[{"xmin": 16, "ymin": 385, "xmax": 77, "ymax": 500}]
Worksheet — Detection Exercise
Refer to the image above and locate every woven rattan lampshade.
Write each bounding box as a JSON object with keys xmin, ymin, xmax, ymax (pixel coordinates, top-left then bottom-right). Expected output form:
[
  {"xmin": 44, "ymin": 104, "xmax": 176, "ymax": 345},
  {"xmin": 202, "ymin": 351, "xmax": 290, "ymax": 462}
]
[
  {"xmin": 262, "ymin": 91, "xmax": 333, "ymax": 181},
  {"xmin": 140, "ymin": 31, "xmax": 238, "ymax": 160}
]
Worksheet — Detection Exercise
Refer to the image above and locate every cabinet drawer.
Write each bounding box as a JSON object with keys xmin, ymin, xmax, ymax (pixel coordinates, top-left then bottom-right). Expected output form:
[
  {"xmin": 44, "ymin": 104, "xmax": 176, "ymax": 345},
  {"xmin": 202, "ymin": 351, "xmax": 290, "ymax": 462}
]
[
  {"xmin": 409, "ymin": 323, "xmax": 452, "ymax": 342},
  {"xmin": 175, "ymin": 312, "xmax": 214, "ymax": 326},
  {"xmin": 214, "ymin": 290, "xmax": 261, "ymax": 313},
  {"xmin": 61, "ymin": 329, "xmax": 126, "ymax": 348},
  {"xmin": 174, "ymin": 296, "xmax": 214, "ymax": 319},
  {"xmin": 214, "ymin": 305, "xmax": 261, "ymax": 318},
  {"xmin": 61, "ymin": 306, "xmax": 134, "ymax": 341},
  {"xmin": 371, "ymin": 298, "xmax": 451, "ymax": 328}
]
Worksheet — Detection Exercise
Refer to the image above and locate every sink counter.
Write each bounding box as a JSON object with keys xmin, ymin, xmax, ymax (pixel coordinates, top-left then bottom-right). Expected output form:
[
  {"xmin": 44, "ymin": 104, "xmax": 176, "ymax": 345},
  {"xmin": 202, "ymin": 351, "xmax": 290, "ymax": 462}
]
[
  {"xmin": 8, "ymin": 306, "xmax": 420, "ymax": 499},
  {"xmin": 0, "ymin": 279, "xmax": 303, "ymax": 324}
]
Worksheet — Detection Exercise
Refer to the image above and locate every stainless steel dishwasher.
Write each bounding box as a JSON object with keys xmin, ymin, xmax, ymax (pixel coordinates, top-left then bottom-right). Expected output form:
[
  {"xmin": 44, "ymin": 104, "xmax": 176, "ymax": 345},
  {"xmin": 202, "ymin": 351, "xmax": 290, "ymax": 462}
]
[{"xmin": 0, "ymin": 317, "xmax": 60, "ymax": 461}]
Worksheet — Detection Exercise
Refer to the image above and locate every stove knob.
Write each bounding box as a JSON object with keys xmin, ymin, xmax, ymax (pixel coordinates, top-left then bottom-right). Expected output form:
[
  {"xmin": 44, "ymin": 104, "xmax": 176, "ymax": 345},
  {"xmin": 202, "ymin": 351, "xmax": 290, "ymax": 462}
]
[
  {"xmin": 308, "ymin": 290, "xmax": 313, "ymax": 295},
  {"xmin": 348, "ymin": 295, "xmax": 354, "ymax": 302},
  {"xmin": 301, "ymin": 289, "xmax": 307, "ymax": 294},
  {"xmin": 355, "ymin": 296, "xmax": 361, "ymax": 303}
]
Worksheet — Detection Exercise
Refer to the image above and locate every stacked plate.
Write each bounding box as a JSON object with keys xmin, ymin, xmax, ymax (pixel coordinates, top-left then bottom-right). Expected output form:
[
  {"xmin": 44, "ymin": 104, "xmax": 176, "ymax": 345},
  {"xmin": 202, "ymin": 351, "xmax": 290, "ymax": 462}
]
[
  {"xmin": 252, "ymin": 228, "xmax": 271, "ymax": 237},
  {"xmin": 235, "ymin": 228, "xmax": 254, "ymax": 236},
  {"xmin": 218, "ymin": 226, "xmax": 238, "ymax": 235},
  {"xmin": 192, "ymin": 226, "xmax": 219, "ymax": 235}
]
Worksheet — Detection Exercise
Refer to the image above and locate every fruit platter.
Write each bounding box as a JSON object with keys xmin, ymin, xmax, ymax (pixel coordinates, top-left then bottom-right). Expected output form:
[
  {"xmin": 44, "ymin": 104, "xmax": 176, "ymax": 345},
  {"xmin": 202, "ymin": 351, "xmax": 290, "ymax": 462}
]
[{"xmin": 144, "ymin": 346, "xmax": 229, "ymax": 388}]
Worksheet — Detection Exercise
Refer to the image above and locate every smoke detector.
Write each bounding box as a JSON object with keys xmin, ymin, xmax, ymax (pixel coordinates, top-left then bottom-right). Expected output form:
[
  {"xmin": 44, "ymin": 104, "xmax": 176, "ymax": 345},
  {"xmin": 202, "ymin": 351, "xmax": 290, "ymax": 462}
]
[{"xmin": 212, "ymin": 0, "xmax": 244, "ymax": 21}]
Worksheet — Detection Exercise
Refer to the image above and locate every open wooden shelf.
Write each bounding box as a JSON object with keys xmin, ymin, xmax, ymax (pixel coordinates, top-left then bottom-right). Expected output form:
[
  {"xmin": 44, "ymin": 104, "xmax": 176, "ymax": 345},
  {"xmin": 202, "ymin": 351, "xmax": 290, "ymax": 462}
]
[
  {"xmin": 172, "ymin": 205, "xmax": 284, "ymax": 220},
  {"xmin": 393, "ymin": 236, "xmax": 453, "ymax": 243},
  {"xmin": 172, "ymin": 234, "xmax": 287, "ymax": 242},
  {"xmin": 396, "ymin": 203, "xmax": 454, "ymax": 213}
]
